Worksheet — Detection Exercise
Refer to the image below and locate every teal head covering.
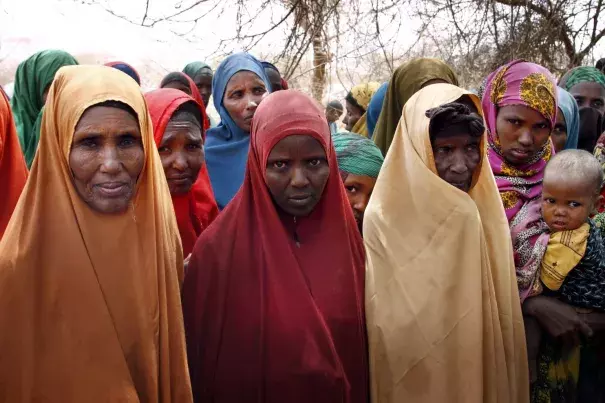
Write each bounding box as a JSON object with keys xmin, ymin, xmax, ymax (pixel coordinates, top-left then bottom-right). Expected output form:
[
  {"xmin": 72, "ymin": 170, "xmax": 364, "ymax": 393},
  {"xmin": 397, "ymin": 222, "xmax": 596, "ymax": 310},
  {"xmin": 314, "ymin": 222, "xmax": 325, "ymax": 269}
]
[
  {"xmin": 11, "ymin": 50, "xmax": 78, "ymax": 167},
  {"xmin": 333, "ymin": 132, "xmax": 384, "ymax": 178},
  {"xmin": 183, "ymin": 61, "xmax": 213, "ymax": 80},
  {"xmin": 557, "ymin": 87, "xmax": 580, "ymax": 149},
  {"xmin": 559, "ymin": 66, "xmax": 605, "ymax": 91}
]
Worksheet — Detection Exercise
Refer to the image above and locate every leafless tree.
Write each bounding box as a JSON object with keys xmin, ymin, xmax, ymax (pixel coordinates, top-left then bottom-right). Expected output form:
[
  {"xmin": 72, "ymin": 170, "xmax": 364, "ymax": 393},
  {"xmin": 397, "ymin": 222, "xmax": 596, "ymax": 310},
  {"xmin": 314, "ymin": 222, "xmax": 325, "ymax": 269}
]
[
  {"xmin": 411, "ymin": 0, "xmax": 605, "ymax": 84},
  {"xmin": 78, "ymin": 0, "xmax": 407, "ymax": 101}
]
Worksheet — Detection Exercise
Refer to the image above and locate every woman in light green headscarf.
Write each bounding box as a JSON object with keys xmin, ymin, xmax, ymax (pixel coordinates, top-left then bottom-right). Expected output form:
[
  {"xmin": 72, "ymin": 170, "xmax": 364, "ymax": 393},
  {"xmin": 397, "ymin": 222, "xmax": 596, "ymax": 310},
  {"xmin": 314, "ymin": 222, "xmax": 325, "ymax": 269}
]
[
  {"xmin": 11, "ymin": 50, "xmax": 78, "ymax": 167},
  {"xmin": 333, "ymin": 132, "xmax": 384, "ymax": 233},
  {"xmin": 183, "ymin": 61, "xmax": 216, "ymax": 127},
  {"xmin": 372, "ymin": 58, "xmax": 458, "ymax": 156}
]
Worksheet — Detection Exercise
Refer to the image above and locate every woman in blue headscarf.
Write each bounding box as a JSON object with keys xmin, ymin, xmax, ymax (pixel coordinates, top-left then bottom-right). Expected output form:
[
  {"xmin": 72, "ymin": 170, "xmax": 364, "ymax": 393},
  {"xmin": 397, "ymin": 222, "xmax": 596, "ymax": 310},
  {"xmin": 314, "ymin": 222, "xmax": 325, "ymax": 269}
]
[
  {"xmin": 552, "ymin": 87, "xmax": 580, "ymax": 152},
  {"xmin": 366, "ymin": 82, "xmax": 388, "ymax": 138},
  {"xmin": 204, "ymin": 53, "xmax": 270, "ymax": 209}
]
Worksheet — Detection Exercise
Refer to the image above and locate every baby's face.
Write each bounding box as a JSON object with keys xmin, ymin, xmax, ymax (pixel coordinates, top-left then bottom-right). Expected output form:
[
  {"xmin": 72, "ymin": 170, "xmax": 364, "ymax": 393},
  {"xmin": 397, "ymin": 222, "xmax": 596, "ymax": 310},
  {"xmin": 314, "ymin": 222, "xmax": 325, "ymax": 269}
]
[{"xmin": 542, "ymin": 177, "xmax": 597, "ymax": 232}]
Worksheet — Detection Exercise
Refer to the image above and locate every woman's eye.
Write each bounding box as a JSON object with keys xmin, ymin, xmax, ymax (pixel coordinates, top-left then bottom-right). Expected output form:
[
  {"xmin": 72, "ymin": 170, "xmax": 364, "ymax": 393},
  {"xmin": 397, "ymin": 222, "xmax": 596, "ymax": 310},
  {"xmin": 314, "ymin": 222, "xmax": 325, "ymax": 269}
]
[
  {"xmin": 253, "ymin": 87, "xmax": 266, "ymax": 95},
  {"xmin": 466, "ymin": 144, "xmax": 479, "ymax": 152},
  {"xmin": 592, "ymin": 100, "xmax": 604, "ymax": 108},
  {"xmin": 158, "ymin": 146, "xmax": 170, "ymax": 153},
  {"xmin": 119, "ymin": 135, "xmax": 139, "ymax": 147},
  {"xmin": 79, "ymin": 138, "xmax": 98, "ymax": 148},
  {"xmin": 230, "ymin": 91, "xmax": 243, "ymax": 99},
  {"xmin": 186, "ymin": 144, "xmax": 202, "ymax": 151},
  {"xmin": 272, "ymin": 161, "xmax": 286, "ymax": 169},
  {"xmin": 507, "ymin": 118, "xmax": 521, "ymax": 126},
  {"xmin": 436, "ymin": 146, "xmax": 451, "ymax": 154},
  {"xmin": 553, "ymin": 125, "xmax": 566, "ymax": 135},
  {"xmin": 309, "ymin": 159, "xmax": 322, "ymax": 166},
  {"xmin": 536, "ymin": 123, "xmax": 549, "ymax": 130},
  {"xmin": 346, "ymin": 186, "xmax": 357, "ymax": 194}
]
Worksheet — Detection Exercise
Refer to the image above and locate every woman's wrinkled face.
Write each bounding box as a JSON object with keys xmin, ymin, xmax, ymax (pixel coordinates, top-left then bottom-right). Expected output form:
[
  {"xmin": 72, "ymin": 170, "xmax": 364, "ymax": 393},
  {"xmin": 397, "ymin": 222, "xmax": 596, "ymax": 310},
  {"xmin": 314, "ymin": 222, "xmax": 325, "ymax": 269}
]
[
  {"xmin": 193, "ymin": 73, "xmax": 213, "ymax": 106},
  {"xmin": 342, "ymin": 173, "xmax": 377, "ymax": 229},
  {"xmin": 432, "ymin": 132, "xmax": 481, "ymax": 193},
  {"xmin": 570, "ymin": 82, "xmax": 605, "ymax": 113},
  {"xmin": 495, "ymin": 104, "xmax": 551, "ymax": 166},
  {"xmin": 223, "ymin": 71, "xmax": 267, "ymax": 132},
  {"xmin": 70, "ymin": 105, "xmax": 144, "ymax": 214},
  {"xmin": 265, "ymin": 134, "xmax": 330, "ymax": 217},
  {"xmin": 162, "ymin": 81, "xmax": 192, "ymax": 96},
  {"xmin": 158, "ymin": 112, "xmax": 204, "ymax": 195},
  {"xmin": 344, "ymin": 100, "xmax": 364, "ymax": 131},
  {"xmin": 552, "ymin": 107, "xmax": 568, "ymax": 152}
]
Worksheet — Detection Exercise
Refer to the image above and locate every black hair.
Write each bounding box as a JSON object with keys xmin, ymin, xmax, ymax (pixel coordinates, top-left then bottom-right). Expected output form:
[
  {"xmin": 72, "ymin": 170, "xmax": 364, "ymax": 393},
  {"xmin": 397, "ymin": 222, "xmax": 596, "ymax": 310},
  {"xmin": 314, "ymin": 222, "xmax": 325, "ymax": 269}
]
[
  {"xmin": 91, "ymin": 100, "xmax": 138, "ymax": 121},
  {"xmin": 596, "ymin": 58, "xmax": 605, "ymax": 72},
  {"xmin": 160, "ymin": 72, "xmax": 190, "ymax": 89},
  {"xmin": 425, "ymin": 102, "xmax": 484, "ymax": 143},
  {"xmin": 345, "ymin": 92, "xmax": 365, "ymax": 113},
  {"xmin": 327, "ymin": 100, "xmax": 344, "ymax": 111},
  {"xmin": 171, "ymin": 101, "xmax": 203, "ymax": 129}
]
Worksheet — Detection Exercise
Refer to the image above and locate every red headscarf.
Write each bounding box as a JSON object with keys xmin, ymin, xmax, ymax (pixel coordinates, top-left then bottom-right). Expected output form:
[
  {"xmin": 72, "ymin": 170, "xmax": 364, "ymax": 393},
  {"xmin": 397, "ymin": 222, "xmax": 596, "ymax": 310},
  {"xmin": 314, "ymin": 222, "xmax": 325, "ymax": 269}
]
[
  {"xmin": 145, "ymin": 88, "xmax": 218, "ymax": 256},
  {"xmin": 182, "ymin": 89, "xmax": 368, "ymax": 402},
  {"xmin": 0, "ymin": 88, "xmax": 28, "ymax": 239}
]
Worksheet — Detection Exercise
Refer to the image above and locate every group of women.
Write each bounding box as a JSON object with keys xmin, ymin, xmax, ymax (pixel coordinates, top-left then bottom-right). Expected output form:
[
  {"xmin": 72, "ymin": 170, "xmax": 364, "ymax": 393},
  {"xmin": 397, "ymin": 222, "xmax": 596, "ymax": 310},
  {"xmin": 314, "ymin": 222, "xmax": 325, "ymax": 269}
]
[{"xmin": 0, "ymin": 48, "xmax": 604, "ymax": 403}]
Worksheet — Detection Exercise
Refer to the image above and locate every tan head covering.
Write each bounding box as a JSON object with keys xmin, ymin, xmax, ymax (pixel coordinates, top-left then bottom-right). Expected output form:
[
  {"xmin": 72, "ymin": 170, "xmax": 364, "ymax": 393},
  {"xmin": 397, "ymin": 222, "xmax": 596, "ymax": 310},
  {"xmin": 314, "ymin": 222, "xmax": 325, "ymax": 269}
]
[
  {"xmin": 372, "ymin": 58, "xmax": 458, "ymax": 155},
  {"xmin": 0, "ymin": 65, "xmax": 193, "ymax": 402},
  {"xmin": 364, "ymin": 83, "xmax": 528, "ymax": 403}
]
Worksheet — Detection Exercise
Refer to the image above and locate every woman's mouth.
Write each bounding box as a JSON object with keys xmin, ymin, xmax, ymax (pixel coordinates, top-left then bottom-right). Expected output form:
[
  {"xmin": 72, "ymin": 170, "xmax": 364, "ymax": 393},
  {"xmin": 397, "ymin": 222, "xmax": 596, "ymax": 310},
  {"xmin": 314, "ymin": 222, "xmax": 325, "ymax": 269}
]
[
  {"xmin": 95, "ymin": 182, "xmax": 129, "ymax": 197},
  {"xmin": 510, "ymin": 149, "xmax": 531, "ymax": 159}
]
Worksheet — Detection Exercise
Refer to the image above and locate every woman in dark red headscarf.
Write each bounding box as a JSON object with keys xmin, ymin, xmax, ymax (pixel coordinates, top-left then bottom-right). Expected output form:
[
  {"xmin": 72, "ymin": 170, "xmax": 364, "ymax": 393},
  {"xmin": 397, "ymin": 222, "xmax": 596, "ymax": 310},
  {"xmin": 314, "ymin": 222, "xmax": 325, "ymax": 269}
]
[
  {"xmin": 145, "ymin": 88, "xmax": 218, "ymax": 256},
  {"xmin": 160, "ymin": 71, "xmax": 210, "ymax": 130},
  {"xmin": 182, "ymin": 89, "xmax": 368, "ymax": 403}
]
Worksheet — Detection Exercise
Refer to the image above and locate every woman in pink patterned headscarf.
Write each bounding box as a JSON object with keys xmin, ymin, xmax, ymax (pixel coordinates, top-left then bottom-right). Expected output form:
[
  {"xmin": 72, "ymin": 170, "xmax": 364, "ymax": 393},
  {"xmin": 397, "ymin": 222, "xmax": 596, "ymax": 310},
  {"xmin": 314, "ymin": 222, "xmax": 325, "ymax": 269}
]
[{"xmin": 482, "ymin": 60, "xmax": 557, "ymax": 301}]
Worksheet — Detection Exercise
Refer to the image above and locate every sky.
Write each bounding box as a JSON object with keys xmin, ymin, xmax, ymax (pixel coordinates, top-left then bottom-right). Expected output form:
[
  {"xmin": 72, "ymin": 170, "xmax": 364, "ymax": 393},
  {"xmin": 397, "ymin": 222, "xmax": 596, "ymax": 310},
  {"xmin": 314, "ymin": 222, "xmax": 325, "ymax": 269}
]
[{"xmin": 0, "ymin": 0, "xmax": 419, "ymax": 99}]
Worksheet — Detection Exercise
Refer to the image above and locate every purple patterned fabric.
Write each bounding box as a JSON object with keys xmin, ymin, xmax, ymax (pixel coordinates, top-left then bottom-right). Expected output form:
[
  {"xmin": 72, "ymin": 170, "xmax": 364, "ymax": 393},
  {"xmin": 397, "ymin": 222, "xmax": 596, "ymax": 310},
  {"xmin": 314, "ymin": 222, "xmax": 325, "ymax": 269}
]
[{"xmin": 481, "ymin": 60, "xmax": 558, "ymax": 300}]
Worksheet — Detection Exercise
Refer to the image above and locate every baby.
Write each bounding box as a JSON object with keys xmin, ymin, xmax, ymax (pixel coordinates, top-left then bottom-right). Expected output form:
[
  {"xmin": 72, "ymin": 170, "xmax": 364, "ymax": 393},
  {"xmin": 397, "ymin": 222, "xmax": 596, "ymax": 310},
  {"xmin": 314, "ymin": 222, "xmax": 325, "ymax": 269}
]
[
  {"xmin": 526, "ymin": 149, "xmax": 605, "ymax": 381},
  {"xmin": 540, "ymin": 149, "xmax": 605, "ymax": 308}
]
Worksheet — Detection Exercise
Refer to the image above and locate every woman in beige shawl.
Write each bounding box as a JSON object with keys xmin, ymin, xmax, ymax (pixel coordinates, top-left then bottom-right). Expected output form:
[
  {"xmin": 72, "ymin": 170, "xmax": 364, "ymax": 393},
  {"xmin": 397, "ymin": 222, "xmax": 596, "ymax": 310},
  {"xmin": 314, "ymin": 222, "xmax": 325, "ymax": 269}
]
[
  {"xmin": 0, "ymin": 65, "xmax": 192, "ymax": 402},
  {"xmin": 364, "ymin": 83, "xmax": 529, "ymax": 402}
]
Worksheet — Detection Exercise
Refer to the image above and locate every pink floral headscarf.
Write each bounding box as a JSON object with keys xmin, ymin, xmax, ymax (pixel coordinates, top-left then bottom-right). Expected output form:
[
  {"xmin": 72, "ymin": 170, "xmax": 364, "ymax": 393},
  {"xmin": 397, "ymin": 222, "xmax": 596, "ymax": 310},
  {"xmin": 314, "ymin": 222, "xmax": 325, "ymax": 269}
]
[{"xmin": 481, "ymin": 60, "xmax": 558, "ymax": 301}]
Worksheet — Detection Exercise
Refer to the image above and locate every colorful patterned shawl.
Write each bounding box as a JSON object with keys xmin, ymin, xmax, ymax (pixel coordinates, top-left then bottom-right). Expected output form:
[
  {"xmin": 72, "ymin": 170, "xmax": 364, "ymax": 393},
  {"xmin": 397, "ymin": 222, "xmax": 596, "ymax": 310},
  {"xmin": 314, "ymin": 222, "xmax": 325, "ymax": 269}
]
[{"xmin": 482, "ymin": 60, "xmax": 558, "ymax": 300}]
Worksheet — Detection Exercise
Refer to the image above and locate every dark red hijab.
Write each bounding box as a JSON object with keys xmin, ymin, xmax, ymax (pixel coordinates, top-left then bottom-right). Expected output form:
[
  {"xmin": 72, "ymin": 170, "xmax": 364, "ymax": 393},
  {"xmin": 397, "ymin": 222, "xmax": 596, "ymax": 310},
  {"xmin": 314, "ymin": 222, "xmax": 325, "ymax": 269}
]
[
  {"xmin": 182, "ymin": 89, "xmax": 368, "ymax": 403},
  {"xmin": 145, "ymin": 88, "xmax": 218, "ymax": 256}
]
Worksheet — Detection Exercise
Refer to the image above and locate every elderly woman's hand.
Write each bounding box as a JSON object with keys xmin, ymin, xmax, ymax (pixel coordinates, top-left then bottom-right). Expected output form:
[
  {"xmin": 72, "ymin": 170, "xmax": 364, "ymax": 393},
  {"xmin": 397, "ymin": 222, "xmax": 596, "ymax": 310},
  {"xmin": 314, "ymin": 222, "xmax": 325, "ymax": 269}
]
[{"xmin": 523, "ymin": 295, "xmax": 593, "ymax": 348}]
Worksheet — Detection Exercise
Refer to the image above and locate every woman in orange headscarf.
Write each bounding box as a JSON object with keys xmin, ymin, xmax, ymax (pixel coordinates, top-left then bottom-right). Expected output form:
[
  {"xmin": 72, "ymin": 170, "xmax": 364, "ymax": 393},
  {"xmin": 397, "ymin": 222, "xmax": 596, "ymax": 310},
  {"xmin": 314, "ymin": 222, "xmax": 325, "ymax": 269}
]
[
  {"xmin": 0, "ymin": 65, "xmax": 192, "ymax": 402},
  {"xmin": 145, "ymin": 88, "xmax": 218, "ymax": 256},
  {"xmin": 0, "ymin": 88, "xmax": 27, "ymax": 238}
]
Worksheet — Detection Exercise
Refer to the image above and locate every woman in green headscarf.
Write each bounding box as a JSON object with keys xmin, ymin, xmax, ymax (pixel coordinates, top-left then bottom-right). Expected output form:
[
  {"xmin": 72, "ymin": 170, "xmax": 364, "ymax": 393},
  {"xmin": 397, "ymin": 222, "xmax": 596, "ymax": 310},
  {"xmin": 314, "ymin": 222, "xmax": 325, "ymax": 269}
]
[
  {"xmin": 559, "ymin": 66, "xmax": 605, "ymax": 152},
  {"xmin": 183, "ymin": 61, "xmax": 216, "ymax": 127},
  {"xmin": 333, "ymin": 132, "xmax": 384, "ymax": 233},
  {"xmin": 372, "ymin": 58, "xmax": 458, "ymax": 156},
  {"xmin": 11, "ymin": 50, "xmax": 78, "ymax": 167}
]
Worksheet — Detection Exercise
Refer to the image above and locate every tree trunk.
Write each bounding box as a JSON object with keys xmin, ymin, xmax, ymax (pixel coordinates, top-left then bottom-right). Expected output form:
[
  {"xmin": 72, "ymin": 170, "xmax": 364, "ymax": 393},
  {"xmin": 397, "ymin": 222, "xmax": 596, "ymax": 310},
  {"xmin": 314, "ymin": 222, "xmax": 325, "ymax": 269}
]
[{"xmin": 311, "ymin": 30, "xmax": 327, "ymax": 102}]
